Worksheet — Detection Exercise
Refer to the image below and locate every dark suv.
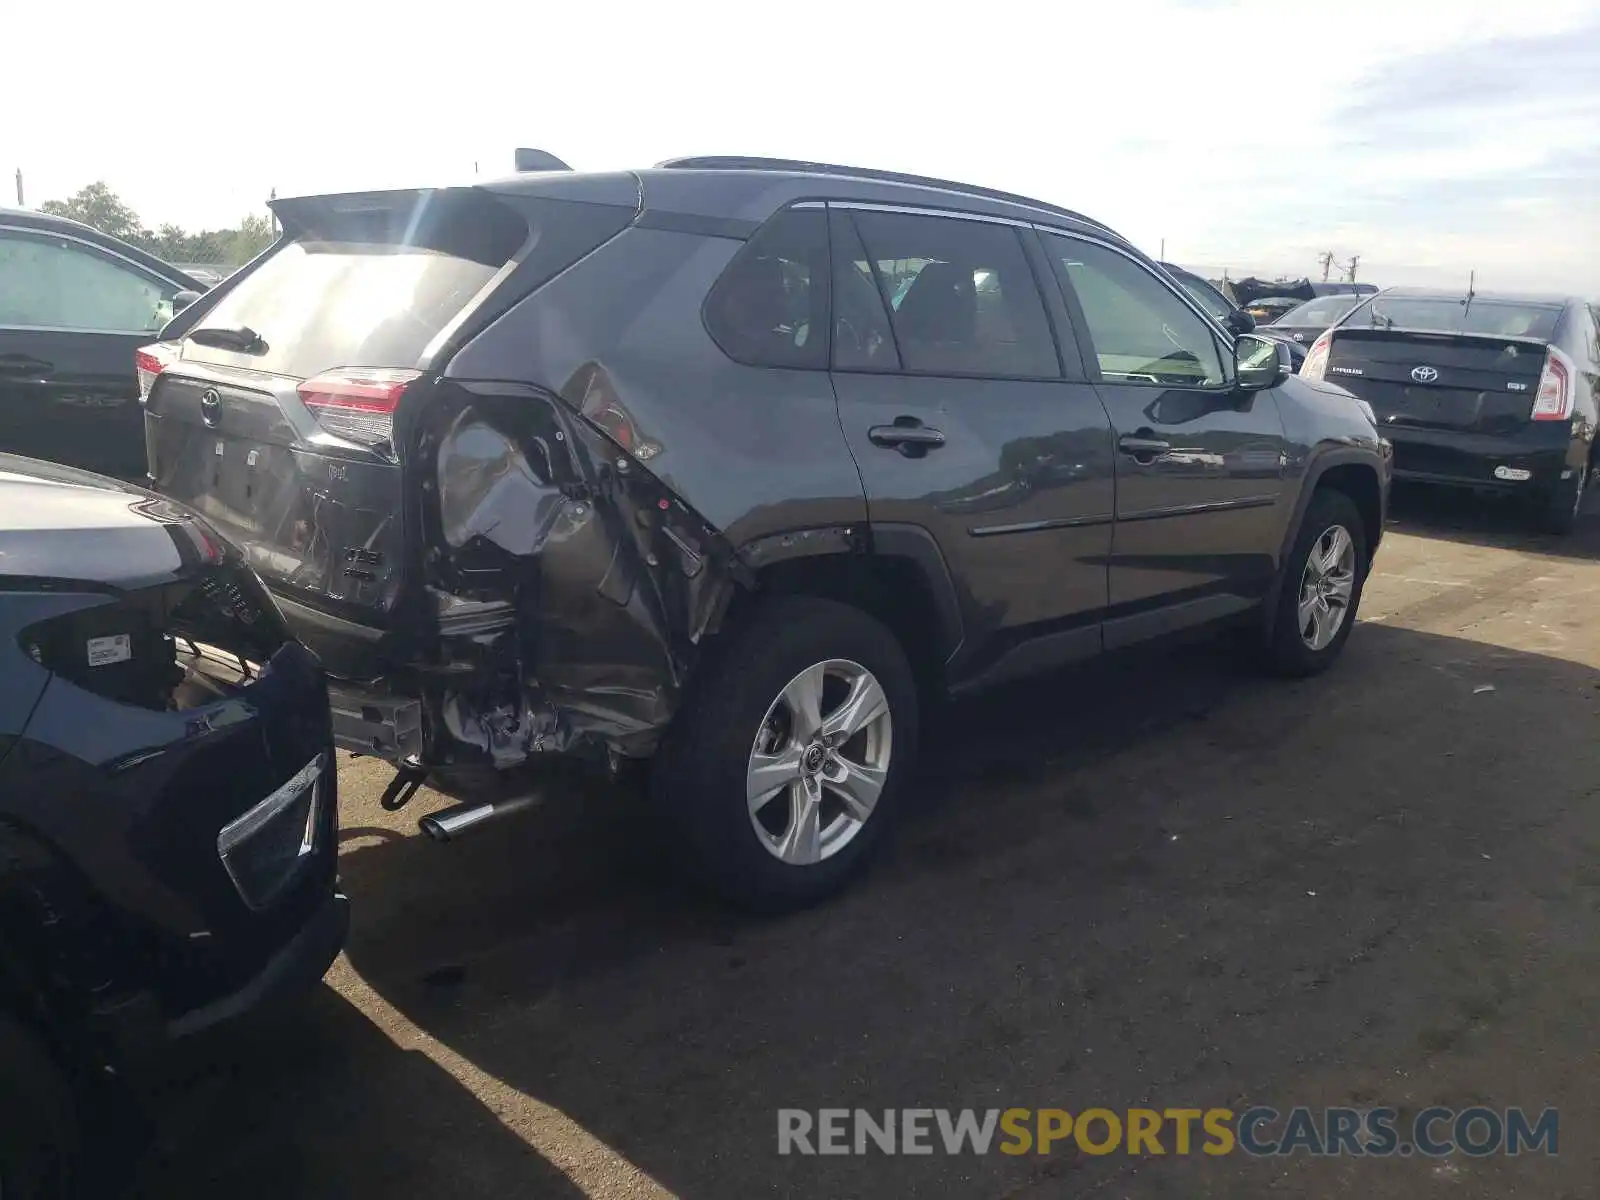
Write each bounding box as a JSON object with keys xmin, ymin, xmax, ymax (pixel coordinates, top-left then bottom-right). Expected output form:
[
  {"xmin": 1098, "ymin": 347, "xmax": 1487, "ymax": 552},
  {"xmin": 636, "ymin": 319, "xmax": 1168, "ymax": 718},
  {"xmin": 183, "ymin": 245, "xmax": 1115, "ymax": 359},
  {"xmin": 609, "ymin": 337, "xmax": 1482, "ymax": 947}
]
[
  {"xmin": 1301, "ymin": 287, "xmax": 1598, "ymax": 532},
  {"xmin": 143, "ymin": 156, "xmax": 1390, "ymax": 908}
]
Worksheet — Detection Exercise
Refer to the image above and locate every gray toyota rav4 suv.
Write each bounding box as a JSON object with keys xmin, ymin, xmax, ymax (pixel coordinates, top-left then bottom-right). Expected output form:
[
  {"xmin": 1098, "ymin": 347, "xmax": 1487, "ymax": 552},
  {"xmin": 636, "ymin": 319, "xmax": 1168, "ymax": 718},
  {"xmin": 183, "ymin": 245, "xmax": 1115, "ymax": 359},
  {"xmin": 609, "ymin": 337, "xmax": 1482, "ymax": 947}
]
[{"xmin": 143, "ymin": 156, "xmax": 1390, "ymax": 908}]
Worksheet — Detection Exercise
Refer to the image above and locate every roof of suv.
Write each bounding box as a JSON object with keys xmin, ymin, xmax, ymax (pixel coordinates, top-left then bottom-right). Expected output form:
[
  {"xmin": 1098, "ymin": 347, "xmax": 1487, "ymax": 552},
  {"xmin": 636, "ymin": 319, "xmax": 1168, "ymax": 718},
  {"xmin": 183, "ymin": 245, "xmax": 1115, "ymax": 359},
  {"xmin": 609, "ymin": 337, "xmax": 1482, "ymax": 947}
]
[{"xmin": 480, "ymin": 156, "xmax": 1127, "ymax": 250}]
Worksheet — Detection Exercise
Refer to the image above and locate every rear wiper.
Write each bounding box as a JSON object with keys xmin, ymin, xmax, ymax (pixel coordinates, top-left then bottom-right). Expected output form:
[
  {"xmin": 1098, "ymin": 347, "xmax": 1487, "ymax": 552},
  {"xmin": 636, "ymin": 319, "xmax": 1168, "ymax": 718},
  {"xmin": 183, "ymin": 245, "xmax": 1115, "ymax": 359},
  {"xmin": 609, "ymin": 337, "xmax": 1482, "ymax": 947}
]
[{"xmin": 189, "ymin": 325, "xmax": 267, "ymax": 354}]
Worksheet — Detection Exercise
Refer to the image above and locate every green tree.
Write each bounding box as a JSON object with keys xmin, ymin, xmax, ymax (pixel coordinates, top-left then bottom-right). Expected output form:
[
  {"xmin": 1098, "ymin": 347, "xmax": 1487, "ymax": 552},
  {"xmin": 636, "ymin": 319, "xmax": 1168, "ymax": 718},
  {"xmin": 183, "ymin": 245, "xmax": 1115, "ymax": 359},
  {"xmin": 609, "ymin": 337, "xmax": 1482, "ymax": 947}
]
[
  {"xmin": 39, "ymin": 181, "xmax": 275, "ymax": 267},
  {"xmin": 38, "ymin": 181, "xmax": 146, "ymax": 244},
  {"xmin": 221, "ymin": 213, "xmax": 275, "ymax": 265}
]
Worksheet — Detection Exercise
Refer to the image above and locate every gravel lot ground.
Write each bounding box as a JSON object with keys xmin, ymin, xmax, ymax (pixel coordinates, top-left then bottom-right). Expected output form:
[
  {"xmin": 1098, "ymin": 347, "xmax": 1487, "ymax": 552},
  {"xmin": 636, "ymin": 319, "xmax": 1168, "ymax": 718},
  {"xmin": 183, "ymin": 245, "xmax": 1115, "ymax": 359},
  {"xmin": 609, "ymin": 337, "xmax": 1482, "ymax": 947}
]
[{"xmin": 131, "ymin": 485, "xmax": 1600, "ymax": 1199}]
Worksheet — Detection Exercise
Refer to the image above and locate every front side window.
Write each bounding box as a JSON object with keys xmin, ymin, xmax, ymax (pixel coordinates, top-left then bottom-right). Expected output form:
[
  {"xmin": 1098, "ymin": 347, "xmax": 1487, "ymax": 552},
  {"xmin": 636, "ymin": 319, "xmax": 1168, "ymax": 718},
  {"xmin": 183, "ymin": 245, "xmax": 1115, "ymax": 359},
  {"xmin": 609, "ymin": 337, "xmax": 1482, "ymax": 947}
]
[
  {"xmin": 0, "ymin": 230, "xmax": 179, "ymax": 332},
  {"xmin": 1044, "ymin": 234, "xmax": 1225, "ymax": 387},
  {"xmin": 704, "ymin": 208, "xmax": 829, "ymax": 370},
  {"xmin": 848, "ymin": 210, "xmax": 1059, "ymax": 378}
]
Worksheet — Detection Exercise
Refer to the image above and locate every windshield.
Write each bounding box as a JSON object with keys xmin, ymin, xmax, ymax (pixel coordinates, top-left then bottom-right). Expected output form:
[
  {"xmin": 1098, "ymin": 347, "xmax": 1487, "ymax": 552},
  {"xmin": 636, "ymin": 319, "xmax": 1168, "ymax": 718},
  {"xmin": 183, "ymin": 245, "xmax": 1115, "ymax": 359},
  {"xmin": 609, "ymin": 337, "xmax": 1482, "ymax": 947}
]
[
  {"xmin": 1277, "ymin": 294, "xmax": 1363, "ymax": 328},
  {"xmin": 1357, "ymin": 296, "xmax": 1562, "ymax": 339}
]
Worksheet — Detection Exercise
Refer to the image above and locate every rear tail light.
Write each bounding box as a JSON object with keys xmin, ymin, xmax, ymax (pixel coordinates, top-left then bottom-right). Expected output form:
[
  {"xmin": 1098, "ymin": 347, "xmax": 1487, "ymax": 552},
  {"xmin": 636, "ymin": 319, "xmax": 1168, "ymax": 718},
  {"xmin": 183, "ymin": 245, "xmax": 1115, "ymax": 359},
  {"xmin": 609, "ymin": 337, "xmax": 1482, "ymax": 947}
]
[
  {"xmin": 1531, "ymin": 346, "xmax": 1574, "ymax": 421},
  {"xmin": 297, "ymin": 368, "xmax": 421, "ymax": 448},
  {"xmin": 135, "ymin": 343, "xmax": 178, "ymax": 404},
  {"xmin": 1299, "ymin": 330, "xmax": 1332, "ymax": 382}
]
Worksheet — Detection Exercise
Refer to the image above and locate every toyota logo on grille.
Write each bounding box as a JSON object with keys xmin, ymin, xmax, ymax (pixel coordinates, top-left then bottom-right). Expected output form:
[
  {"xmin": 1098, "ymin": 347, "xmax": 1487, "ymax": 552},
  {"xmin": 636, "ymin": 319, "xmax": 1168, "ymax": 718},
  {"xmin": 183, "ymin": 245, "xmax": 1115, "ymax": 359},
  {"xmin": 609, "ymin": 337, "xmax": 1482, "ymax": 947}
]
[{"xmin": 1411, "ymin": 365, "xmax": 1440, "ymax": 384}]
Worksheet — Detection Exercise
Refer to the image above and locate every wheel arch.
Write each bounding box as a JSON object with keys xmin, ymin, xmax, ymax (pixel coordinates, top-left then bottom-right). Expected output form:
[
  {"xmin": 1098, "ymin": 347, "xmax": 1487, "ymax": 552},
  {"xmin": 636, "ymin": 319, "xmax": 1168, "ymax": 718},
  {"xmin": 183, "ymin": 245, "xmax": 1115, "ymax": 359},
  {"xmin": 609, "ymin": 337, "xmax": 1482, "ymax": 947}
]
[
  {"xmin": 1263, "ymin": 449, "xmax": 1387, "ymax": 642},
  {"xmin": 717, "ymin": 523, "xmax": 965, "ymax": 701}
]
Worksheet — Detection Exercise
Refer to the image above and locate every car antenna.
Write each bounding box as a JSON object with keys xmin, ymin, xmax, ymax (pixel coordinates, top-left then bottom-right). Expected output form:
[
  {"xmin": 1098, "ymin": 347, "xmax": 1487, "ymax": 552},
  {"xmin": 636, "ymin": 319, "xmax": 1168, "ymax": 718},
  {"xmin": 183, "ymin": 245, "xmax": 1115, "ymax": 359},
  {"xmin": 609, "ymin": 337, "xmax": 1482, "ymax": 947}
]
[{"xmin": 1462, "ymin": 269, "xmax": 1476, "ymax": 316}]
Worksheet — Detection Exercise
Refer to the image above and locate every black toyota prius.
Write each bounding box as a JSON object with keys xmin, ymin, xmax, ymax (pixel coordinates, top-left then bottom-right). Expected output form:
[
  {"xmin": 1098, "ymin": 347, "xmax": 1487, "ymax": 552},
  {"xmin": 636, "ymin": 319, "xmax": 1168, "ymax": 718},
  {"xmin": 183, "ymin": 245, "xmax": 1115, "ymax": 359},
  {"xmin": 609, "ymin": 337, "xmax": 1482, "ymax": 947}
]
[{"xmin": 1300, "ymin": 287, "xmax": 1600, "ymax": 533}]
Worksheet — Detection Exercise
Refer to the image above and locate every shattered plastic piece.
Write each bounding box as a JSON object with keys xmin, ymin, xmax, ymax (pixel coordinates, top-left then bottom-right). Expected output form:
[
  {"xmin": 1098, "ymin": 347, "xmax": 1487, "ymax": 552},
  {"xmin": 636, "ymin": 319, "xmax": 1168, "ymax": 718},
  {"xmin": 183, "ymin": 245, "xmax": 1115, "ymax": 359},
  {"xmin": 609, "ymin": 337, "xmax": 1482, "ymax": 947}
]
[{"xmin": 1473, "ymin": 684, "xmax": 1495, "ymax": 694}]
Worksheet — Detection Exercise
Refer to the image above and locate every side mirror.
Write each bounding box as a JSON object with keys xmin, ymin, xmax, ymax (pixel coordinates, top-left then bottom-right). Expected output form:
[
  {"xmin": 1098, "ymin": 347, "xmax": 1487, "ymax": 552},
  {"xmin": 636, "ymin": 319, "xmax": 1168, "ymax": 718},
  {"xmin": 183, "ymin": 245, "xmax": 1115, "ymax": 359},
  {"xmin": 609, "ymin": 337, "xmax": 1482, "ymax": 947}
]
[
  {"xmin": 172, "ymin": 290, "xmax": 202, "ymax": 313},
  {"xmin": 1235, "ymin": 333, "xmax": 1293, "ymax": 391},
  {"xmin": 1225, "ymin": 308, "xmax": 1256, "ymax": 335}
]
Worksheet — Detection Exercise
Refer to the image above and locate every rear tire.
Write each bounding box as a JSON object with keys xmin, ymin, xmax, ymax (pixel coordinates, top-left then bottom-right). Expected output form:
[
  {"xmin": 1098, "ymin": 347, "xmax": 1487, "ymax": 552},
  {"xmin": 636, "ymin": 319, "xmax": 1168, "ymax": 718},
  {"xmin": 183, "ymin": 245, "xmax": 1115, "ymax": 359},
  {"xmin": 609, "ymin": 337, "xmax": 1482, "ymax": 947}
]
[
  {"xmin": 1259, "ymin": 489, "xmax": 1369, "ymax": 678},
  {"xmin": 0, "ymin": 1013, "xmax": 78, "ymax": 1200},
  {"xmin": 652, "ymin": 596, "xmax": 919, "ymax": 911},
  {"xmin": 1535, "ymin": 463, "xmax": 1587, "ymax": 536}
]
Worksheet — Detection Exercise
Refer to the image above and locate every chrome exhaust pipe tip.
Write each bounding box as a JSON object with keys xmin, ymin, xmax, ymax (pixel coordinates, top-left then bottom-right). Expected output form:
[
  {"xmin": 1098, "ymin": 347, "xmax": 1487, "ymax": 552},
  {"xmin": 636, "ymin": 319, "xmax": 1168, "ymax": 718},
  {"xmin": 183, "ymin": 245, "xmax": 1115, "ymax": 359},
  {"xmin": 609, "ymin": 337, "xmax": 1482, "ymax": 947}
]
[{"xmin": 418, "ymin": 793, "xmax": 538, "ymax": 843}]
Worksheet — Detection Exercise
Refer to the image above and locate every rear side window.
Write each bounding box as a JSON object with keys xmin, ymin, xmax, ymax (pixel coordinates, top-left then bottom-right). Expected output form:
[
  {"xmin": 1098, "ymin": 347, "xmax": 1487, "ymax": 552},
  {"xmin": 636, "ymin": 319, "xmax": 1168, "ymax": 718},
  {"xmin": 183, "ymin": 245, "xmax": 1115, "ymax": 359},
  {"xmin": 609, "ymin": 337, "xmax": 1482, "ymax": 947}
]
[
  {"xmin": 0, "ymin": 229, "xmax": 179, "ymax": 332},
  {"xmin": 849, "ymin": 211, "xmax": 1059, "ymax": 378},
  {"xmin": 704, "ymin": 208, "xmax": 830, "ymax": 370},
  {"xmin": 184, "ymin": 190, "xmax": 536, "ymax": 379}
]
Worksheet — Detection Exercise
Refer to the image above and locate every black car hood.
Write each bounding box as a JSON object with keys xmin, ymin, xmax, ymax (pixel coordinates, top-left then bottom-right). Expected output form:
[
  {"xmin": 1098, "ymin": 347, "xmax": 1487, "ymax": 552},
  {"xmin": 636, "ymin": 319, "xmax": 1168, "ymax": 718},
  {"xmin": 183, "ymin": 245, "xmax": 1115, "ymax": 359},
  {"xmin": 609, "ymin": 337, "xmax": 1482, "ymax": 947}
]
[{"xmin": 0, "ymin": 454, "xmax": 222, "ymax": 589}]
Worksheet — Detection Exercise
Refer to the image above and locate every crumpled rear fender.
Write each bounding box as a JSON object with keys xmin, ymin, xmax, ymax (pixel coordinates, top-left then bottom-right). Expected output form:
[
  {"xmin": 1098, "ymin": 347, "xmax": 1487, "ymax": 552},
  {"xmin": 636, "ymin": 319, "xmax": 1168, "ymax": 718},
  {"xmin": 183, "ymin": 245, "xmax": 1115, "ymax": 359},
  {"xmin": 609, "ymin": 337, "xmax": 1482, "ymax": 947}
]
[{"xmin": 412, "ymin": 377, "xmax": 746, "ymax": 768}]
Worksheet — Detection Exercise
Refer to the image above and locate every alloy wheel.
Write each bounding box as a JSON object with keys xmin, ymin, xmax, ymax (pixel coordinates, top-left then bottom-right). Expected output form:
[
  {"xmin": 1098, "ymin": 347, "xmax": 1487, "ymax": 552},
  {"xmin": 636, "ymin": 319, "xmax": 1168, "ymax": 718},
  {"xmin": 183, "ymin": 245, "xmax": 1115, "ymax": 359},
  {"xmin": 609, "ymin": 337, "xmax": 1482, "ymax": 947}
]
[
  {"xmin": 1297, "ymin": 524, "xmax": 1356, "ymax": 651},
  {"xmin": 746, "ymin": 659, "xmax": 893, "ymax": 865}
]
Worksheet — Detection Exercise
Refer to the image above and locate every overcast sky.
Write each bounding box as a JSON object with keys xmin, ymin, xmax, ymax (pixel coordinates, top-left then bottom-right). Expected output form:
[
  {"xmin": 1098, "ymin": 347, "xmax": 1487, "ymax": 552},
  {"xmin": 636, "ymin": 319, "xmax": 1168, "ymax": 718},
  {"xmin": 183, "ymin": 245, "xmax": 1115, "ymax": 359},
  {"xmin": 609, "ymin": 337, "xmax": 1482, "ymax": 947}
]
[{"xmin": 6, "ymin": 0, "xmax": 1596, "ymax": 292}]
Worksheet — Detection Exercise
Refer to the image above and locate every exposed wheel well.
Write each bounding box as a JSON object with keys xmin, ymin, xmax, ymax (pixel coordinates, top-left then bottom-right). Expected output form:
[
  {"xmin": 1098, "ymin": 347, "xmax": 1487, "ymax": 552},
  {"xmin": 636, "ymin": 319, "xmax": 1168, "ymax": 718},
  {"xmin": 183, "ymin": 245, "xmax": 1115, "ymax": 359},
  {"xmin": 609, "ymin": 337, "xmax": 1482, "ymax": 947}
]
[
  {"xmin": 1314, "ymin": 464, "xmax": 1384, "ymax": 561},
  {"xmin": 717, "ymin": 554, "xmax": 951, "ymax": 701}
]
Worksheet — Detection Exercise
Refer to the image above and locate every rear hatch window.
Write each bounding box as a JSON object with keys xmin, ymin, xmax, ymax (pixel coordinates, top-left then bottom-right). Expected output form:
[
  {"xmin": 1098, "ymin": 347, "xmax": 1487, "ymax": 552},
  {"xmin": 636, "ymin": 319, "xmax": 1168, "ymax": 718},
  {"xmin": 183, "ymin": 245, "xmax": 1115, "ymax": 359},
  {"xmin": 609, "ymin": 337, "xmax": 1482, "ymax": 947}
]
[
  {"xmin": 1353, "ymin": 297, "xmax": 1562, "ymax": 340},
  {"xmin": 181, "ymin": 189, "xmax": 529, "ymax": 378}
]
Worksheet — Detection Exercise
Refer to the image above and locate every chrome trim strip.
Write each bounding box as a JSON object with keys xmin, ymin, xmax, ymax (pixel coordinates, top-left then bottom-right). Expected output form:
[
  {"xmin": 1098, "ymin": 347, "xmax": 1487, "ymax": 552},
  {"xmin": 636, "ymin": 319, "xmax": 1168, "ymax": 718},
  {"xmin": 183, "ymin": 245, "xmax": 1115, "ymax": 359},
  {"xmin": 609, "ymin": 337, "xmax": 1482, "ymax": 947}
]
[
  {"xmin": 969, "ymin": 513, "xmax": 1114, "ymax": 536},
  {"xmin": 217, "ymin": 753, "xmax": 324, "ymax": 909},
  {"xmin": 828, "ymin": 201, "xmax": 1030, "ymax": 228},
  {"xmin": 1118, "ymin": 494, "xmax": 1278, "ymax": 522}
]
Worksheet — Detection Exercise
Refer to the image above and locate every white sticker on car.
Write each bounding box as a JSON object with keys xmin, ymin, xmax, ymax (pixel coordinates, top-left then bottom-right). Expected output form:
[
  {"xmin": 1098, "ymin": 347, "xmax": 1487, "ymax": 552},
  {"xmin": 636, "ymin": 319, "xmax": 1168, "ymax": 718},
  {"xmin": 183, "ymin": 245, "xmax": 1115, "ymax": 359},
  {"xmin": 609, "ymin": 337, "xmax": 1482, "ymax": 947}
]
[{"xmin": 87, "ymin": 634, "xmax": 132, "ymax": 667}]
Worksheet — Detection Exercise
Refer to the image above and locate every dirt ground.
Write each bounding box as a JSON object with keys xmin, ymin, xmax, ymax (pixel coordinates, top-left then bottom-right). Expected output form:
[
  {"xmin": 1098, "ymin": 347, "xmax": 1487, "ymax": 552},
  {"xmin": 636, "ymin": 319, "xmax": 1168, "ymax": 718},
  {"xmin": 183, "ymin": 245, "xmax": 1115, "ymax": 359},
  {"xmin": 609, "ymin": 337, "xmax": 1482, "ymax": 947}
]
[{"xmin": 131, "ymin": 485, "xmax": 1600, "ymax": 1199}]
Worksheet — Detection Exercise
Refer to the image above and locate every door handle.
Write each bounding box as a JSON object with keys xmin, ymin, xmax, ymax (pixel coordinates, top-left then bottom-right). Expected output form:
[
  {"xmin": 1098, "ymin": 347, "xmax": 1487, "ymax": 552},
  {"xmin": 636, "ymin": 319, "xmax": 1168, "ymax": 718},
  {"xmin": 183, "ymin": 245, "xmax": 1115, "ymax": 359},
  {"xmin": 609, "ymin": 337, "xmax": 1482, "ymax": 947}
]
[
  {"xmin": 868, "ymin": 418, "xmax": 946, "ymax": 457},
  {"xmin": 1118, "ymin": 435, "xmax": 1171, "ymax": 458},
  {"xmin": 0, "ymin": 354, "xmax": 54, "ymax": 378}
]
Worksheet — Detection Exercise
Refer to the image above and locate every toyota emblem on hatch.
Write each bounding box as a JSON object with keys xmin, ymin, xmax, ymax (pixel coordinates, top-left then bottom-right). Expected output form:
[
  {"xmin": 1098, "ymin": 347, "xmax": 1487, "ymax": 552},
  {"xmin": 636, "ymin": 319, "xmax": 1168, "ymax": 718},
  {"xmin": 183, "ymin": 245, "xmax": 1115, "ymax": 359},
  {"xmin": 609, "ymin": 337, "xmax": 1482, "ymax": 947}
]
[
  {"xmin": 1410, "ymin": 365, "xmax": 1439, "ymax": 384},
  {"xmin": 199, "ymin": 388, "xmax": 222, "ymax": 426}
]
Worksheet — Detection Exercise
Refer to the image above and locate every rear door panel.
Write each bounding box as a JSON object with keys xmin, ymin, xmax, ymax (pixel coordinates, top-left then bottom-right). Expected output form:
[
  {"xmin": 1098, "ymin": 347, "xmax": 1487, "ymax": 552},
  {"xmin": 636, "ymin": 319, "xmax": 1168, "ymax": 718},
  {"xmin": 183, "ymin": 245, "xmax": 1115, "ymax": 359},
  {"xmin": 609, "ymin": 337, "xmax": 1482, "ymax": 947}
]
[
  {"xmin": 1, "ymin": 324, "xmax": 154, "ymax": 481},
  {"xmin": 828, "ymin": 207, "xmax": 1115, "ymax": 673}
]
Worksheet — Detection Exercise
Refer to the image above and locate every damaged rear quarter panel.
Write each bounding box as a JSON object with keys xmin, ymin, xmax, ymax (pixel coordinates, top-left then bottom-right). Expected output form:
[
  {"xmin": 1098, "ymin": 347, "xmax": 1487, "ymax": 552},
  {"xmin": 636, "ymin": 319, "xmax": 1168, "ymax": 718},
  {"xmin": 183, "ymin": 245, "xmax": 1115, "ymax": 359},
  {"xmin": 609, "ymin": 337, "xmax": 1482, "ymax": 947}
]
[
  {"xmin": 442, "ymin": 223, "xmax": 868, "ymax": 546},
  {"xmin": 430, "ymin": 220, "xmax": 869, "ymax": 763},
  {"xmin": 421, "ymin": 378, "xmax": 751, "ymax": 764}
]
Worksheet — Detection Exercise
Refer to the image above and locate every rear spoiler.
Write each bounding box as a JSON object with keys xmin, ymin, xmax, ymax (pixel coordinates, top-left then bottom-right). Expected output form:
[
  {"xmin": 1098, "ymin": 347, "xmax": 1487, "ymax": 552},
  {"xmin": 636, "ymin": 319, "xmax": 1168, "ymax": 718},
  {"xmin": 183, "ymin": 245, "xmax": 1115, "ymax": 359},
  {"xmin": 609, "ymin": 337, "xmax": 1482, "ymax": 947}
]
[
  {"xmin": 1333, "ymin": 326, "xmax": 1550, "ymax": 348},
  {"xmin": 513, "ymin": 148, "xmax": 572, "ymax": 172}
]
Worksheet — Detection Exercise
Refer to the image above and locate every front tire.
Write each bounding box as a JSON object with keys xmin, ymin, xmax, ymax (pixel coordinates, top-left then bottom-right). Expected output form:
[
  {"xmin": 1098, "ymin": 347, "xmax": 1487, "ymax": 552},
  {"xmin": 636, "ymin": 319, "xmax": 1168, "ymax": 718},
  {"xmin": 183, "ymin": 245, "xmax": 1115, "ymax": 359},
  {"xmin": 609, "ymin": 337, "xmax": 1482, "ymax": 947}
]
[
  {"xmin": 0, "ymin": 1013, "xmax": 78, "ymax": 1200},
  {"xmin": 1260, "ymin": 489, "xmax": 1369, "ymax": 677},
  {"xmin": 653, "ymin": 596, "xmax": 919, "ymax": 911}
]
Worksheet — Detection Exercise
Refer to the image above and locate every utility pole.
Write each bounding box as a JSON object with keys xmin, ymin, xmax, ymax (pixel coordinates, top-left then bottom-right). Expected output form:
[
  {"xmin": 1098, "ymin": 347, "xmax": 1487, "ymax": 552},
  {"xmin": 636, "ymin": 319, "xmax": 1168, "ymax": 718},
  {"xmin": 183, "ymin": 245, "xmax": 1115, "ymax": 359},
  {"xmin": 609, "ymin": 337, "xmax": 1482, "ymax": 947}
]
[
  {"xmin": 1344, "ymin": 254, "xmax": 1360, "ymax": 282},
  {"xmin": 14, "ymin": 169, "xmax": 21, "ymax": 207},
  {"xmin": 1318, "ymin": 250, "xmax": 1335, "ymax": 282},
  {"xmin": 1159, "ymin": 238, "xmax": 1165, "ymax": 261}
]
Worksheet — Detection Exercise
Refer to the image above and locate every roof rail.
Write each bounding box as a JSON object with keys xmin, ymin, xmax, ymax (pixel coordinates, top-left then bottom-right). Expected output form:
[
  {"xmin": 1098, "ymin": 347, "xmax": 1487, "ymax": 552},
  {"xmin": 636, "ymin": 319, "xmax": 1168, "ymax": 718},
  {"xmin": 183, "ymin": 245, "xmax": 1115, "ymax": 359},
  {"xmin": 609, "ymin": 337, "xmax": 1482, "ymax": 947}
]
[{"xmin": 656, "ymin": 156, "xmax": 1111, "ymax": 232}]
